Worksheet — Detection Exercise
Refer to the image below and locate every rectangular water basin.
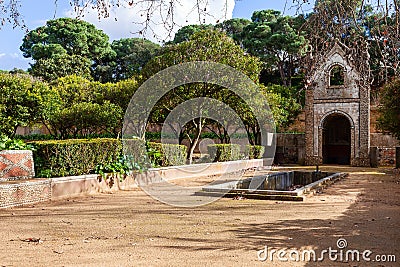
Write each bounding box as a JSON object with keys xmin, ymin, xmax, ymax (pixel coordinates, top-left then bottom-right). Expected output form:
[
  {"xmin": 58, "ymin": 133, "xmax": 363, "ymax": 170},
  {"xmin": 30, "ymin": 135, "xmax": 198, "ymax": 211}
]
[{"xmin": 201, "ymin": 171, "xmax": 347, "ymax": 201}]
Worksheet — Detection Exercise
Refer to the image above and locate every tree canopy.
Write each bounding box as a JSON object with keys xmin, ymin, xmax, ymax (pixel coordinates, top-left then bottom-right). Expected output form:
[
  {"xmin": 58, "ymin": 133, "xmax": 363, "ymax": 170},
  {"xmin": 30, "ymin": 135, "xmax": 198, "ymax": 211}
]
[
  {"xmin": 20, "ymin": 18, "xmax": 115, "ymax": 81},
  {"xmin": 0, "ymin": 73, "xmax": 59, "ymax": 137},
  {"xmin": 377, "ymin": 79, "xmax": 400, "ymax": 140},
  {"xmin": 141, "ymin": 29, "xmax": 263, "ymax": 161},
  {"xmin": 94, "ymin": 38, "xmax": 160, "ymax": 82},
  {"xmin": 241, "ymin": 10, "xmax": 307, "ymax": 88}
]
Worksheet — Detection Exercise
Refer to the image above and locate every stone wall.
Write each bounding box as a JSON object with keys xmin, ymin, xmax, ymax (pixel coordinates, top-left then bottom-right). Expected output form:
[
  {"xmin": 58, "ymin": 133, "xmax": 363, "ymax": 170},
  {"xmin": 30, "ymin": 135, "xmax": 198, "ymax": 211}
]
[
  {"xmin": 0, "ymin": 159, "xmax": 270, "ymax": 209},
  {"xmin": 370, "ymin": 147, "xmax": 397, "ymax": 167},
  {"xmin": 275, "ymin": 133, "xmax": 305, "ymax": 165},
  {"xmin": 371, "ymin": 133, "xmax": 400, "ymax": 147},
  {"xmin": 276, "ymin": 133, "xmax": 397, "ymax": 167}
]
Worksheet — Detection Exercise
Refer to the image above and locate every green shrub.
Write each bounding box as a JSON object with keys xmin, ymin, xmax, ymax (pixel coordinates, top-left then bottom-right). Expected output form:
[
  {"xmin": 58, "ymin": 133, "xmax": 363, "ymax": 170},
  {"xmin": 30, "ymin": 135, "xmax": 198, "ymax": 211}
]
[
  {"xmin": 207, "ymin": 144, "xmax": 241, "ymax": 162},
  {"xmin": 32, "ymin": 138, "xmax": 121, "ymax": 178},
  {"xmin": 147, "ymin": 142, "xmax": 187, "ymax": 167},
  {"xmin": 122, "ymin": 138, "xmax": 148, "ymax": 170},
  {"xmin": 245, "ymin": 145, "xmax": 265, "ymax": 159},
  {"xmin": 0, "ymin": 135, "xmax": 35, "ymax": 150},
  {"xmin": 0, "ymin": 72, "xmax": 59, "ymax": 138},
  {"xmin": 94, "ymin": 154, "xmax": 141, "ymax": 182},
  {"xmin": 49, "ymin": 101, "xmax": 123, "ymax": 139}
]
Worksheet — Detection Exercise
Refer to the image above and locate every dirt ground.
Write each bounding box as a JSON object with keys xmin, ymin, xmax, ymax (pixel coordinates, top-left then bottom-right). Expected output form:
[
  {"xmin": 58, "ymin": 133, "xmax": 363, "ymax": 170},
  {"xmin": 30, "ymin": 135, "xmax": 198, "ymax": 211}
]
[{"xmin": 0, "ymin": 166, "xmax": 399, "ymax": 267}]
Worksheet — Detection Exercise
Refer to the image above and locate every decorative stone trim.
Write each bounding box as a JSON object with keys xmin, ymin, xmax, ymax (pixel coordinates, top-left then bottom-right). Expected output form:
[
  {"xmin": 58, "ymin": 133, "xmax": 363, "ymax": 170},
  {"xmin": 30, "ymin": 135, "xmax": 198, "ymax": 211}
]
[
  {"xmin": 0, "ymin": 150, "xmax": 35, "ymax": 181},
  {"xmin": 0, "ymin": 179, "xmax": 51, "ymax": 208}
]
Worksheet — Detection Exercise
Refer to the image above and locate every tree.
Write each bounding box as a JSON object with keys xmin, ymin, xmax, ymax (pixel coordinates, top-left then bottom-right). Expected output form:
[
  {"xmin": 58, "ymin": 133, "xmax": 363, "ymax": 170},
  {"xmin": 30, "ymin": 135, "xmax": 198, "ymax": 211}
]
[
  {"xmin": 29, "ymin": 54, "xmax": 92, "ymax": 82},
  {"xmin": 377, "ymin": 79, "xmax": 400, "ymax": 140},
  {"xmin": 241, "ymin": 10, "xmax": 307, "ymax": 88},
  {"xmin": 0, "ymin": 73, "xmax": 60, "ymax": 137},
  {"xmin": 48, "ymin": 75, "xmax": 138, "ymax": 138},
  {"xmin": 50, "ymin": 101, "xmax": 123, "ymax": 138},
  {"xmin": 20, "ymin": 17, "xmax": 115, "ymax": 81},
  {"xmin": 215, "ymin": 18, "xmax": 251, "ymax": 43},
  {"xmin": 170, "ymin": 24, "xmax": 214, "ymax": 44},
  {"xmin": 300, "ymin": 0, "xmax": 400, "ymax": 104},
  {"xmin": 170, "ymin": 19, "xmax": 250, "ymax": 46},
  {"xmin": 259, "ymin": 84, "xmax": 302, "ymax": 131},
  {"xmin": 141, "ymin": 29, "xmax": 264, "ymax": 162},
  {"xmin": 94, "ymin": 38, "xmax": 160, "ymax": 82}
]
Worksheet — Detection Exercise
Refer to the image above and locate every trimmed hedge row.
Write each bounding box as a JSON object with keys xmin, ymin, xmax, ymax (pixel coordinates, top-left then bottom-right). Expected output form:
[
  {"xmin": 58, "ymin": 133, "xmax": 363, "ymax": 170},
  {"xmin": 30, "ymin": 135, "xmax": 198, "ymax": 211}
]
[
  {"xmin": 33, "ymin": 138, "xmax": 121, "ymax": 178},
  {"xmin": 207, "ymin": 144, "xmax": 265, "ymax": 162},
  {"xmin": 147, "ymin": 142, "xmax": 187, "ymax": 166},
  {"xmin": 207, "ymin": 144, "xmax": 241, "ymax": 162},
  {"xmin": 245, "ymin": 145, "xmax": 265, "ymax": 159},
  {"xmin": 32, "ymin": 137, "xmax": 263, "ymax": 177}
]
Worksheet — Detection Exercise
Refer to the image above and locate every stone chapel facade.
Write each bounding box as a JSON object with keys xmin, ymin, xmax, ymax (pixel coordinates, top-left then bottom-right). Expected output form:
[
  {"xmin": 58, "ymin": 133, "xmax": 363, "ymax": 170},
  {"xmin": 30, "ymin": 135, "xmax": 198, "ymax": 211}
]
[{"xmin": 304, "ymin": 43, "xmax": 370, "ymax": 166}]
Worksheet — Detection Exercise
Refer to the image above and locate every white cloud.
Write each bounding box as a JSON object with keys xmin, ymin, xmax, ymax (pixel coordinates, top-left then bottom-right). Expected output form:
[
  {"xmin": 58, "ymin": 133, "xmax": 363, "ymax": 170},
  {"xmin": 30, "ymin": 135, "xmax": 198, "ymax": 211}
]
[
  {"xmin": 10, "ymin": 53, "xmax": 19, "ymax": 59},
  {"xmin": 66, "ymin": 0, "xmax": 235, "ymax": 43},
  {"xmin": 0, "ymin": 53, "xmax": 5, "ymax": 59}
]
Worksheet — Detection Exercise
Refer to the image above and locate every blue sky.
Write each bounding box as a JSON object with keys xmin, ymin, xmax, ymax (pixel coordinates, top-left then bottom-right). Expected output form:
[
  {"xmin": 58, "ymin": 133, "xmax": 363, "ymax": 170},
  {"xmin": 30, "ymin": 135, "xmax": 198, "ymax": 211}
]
[{"xmin": 0, "ymin": 0, "xmax": 314, "ymax": 71}]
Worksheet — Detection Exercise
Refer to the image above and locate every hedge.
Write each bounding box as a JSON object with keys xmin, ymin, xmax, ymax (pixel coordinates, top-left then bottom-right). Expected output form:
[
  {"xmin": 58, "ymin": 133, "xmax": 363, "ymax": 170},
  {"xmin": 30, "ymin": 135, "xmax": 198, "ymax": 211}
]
[
  {"xmin": 147, "ymin": 142, "xmax": 187, "ymax": 167},
  {"xmin": 207, "ymin": 144, "xmax": 241, "ymax": 162},
  {"xmin": 245, "ymin": 145, "xmax": 265, "ymax": 159},
  {"xmin": 32, "ymin": 138, "xmax": 121, "ymax": 178},
  {"xmin": 122, "ymin": 138, "xmax": 148, "ymax": 169}
]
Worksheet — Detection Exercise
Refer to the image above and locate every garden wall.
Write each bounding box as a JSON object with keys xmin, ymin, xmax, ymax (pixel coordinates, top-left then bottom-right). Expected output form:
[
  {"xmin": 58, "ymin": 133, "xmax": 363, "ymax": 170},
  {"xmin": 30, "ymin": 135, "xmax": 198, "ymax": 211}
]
[
  {"xmin": 274, "ymin": 133, "xmax": 305, "ymax": 165},
  {"xmin": 0, "ymin": 158, "xmax": 270, "ymax": 209},
  {"xmin": 274, "ymin": 133, "xmax": 398, "ymax": 167}
]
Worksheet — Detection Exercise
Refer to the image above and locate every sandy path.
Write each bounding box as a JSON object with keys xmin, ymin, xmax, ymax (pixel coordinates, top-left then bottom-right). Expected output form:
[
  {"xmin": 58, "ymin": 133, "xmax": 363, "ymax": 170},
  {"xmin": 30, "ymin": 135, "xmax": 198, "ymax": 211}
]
[{"xmin": 0, "ymin": 166, "xmax": 398, "ymax": 267}]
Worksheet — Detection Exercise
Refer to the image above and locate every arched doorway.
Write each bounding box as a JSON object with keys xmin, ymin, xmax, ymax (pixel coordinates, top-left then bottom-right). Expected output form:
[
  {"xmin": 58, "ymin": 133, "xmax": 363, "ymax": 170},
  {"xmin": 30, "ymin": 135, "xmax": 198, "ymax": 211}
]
[{"xmin": 322, "ymin": 114, "xmax": 351, "ymax": 164}]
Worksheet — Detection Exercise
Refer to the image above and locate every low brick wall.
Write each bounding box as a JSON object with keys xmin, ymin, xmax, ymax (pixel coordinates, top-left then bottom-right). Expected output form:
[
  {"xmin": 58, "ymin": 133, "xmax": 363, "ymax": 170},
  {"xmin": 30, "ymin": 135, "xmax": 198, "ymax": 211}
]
[
  {"xmin": 0, "ymin": 179, "xmax": 51, "ymax": 208},
  {"xmin": 0, "ymin": 158, "xmax": 271, "ymax": 208},
  {"xmin": 0, "ymin": 150, "xmax": 35, "ymax": 181},
  {"xmin": 370, "ymin": 147, "xmax": 397, "ymax": 167}
]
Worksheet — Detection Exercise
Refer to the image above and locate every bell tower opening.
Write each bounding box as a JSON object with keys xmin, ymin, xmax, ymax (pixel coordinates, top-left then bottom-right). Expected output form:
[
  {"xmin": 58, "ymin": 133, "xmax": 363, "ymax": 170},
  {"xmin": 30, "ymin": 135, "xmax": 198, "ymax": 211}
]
[
  {"xmin": 329, "ymin": 65, "xmax": 345, "ymax": 86},
  {"xmin": 322, "ymin": 114, "xmax": 351, "ymax": 165}
]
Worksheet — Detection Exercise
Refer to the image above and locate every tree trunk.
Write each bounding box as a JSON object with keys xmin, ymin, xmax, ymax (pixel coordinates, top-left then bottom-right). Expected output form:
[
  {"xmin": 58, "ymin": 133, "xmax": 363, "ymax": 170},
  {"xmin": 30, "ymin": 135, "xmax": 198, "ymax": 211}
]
[
  {"xmin": 188, "ymin": 119, "xmax": 203, "ymax": 164},
  {"xmin": 278, "ymin": 61, "xmax": 288, "ymax": 87}
]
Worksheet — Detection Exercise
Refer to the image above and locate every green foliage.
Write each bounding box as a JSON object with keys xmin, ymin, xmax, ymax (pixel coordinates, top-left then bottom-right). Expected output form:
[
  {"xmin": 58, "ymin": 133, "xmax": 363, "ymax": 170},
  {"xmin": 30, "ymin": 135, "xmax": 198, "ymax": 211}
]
[
  {"xmin": 0, "ymin": 72, "xmax": 60, "ymax": 137},
  {"xmin": 244, "ymin": 145, "xmax": 265, "ymax": 159},
  {"xmin": 260, "ymin": 84, "xmax": 302, "ymax": 131},
  {"xmin": 94, "ymin": 38, "xmax": 160, "ymax": 82},
  {"xmin": 50, "ymin": 75, "xmax": 97, "ymax": 106},
  {"xmin": 147, "ymin": 142, "xmax": 187, "ymax": 167},
  {"xmin": 50, "ymin": 101, "xmax": 123, "ymax": 139},
  {"xmin": 15, "ymin": 133, "xmax": 116, "ymax": 141},
  {"xmin": 170, "ymin": 24, "xmax": 214, "ymax": 44},
  {"xmin": 142, "ymin": 29, "xmax": 263, "ymax": 160},
  {"xmin": 21, "ymin": 17, "xmax": 115, "ymax": 81},
  {"xmin": 95, "ymin": 154, "xmax": 134, "ymax": 178},
  {"xmin": 32, "ymin": 138, "xmax": 121, "ymax": 178},
  {"xmin": 21, "ymin": 18, "xmax": 113, "ymax": 60},
  {"xmin": 0, "ymin": 135, "xmax": 35, "ymax": 150},
  {"xmin": 98, "ymin": 78, "xmax": 138, "ymax": 111},
  {"xmin": 241, "ymin": 10, "xmax": 307, "ymax": 87},
  {"xmin": 29, "ymin": 54, "xmax": 92, "ymax": 82},
  {"xmin": 377, "ymin": 79, "xmax": 400, "ymax": 140},
  {"xmin": 215, "ymin": 18, "xmax": 251, "ymax": 43},
  {"xmin": 47, "ymin": 75, "xmax": 138, "ymax": 138},
  {"xmin": 207, "ymin": 144, "xmax": 241, "ymax": 162},
  {"xmin": 123, "ymin": 138, "xmax": 148, "ymax": 170}
]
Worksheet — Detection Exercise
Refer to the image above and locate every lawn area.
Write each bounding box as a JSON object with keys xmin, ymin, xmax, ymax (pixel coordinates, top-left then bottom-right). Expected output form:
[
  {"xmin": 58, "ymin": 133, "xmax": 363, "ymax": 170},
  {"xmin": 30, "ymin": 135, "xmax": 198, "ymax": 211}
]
[{"xmin": 0, "ymin": 166, "xmax": 398, "ymax": 266}]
